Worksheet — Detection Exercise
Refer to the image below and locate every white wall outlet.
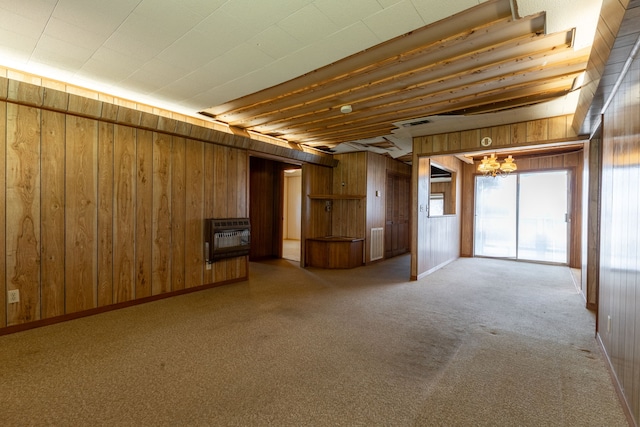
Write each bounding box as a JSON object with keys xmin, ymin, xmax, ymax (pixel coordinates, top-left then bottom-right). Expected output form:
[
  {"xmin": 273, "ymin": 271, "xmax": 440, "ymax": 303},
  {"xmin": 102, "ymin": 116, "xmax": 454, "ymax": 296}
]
[
  {"xmin": 8, "ymin": 289, "xmax": 20, "ymax": 304},
  {"xmin": 206, "ymin": 262, "xmax": 212, "ymax": 270}
]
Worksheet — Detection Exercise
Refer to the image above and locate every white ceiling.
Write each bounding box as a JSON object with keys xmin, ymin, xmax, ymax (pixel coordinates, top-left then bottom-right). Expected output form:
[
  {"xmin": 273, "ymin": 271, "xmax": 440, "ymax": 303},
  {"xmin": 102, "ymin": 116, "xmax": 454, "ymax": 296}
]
[{"xmin": 0, "ymin": 0, "xmax": 603, "ymax": 152}]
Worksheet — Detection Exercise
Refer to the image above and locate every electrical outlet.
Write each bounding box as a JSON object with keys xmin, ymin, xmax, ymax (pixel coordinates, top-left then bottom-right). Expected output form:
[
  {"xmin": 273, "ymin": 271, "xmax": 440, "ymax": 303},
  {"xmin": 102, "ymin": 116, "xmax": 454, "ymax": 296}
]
[
  {"xmin": 8, "ymin": 289, "xmax": 20, "ymax": 304},
  {"xmin": 206, "ymin": 262, "xmax": 212, "ymax": 270}
]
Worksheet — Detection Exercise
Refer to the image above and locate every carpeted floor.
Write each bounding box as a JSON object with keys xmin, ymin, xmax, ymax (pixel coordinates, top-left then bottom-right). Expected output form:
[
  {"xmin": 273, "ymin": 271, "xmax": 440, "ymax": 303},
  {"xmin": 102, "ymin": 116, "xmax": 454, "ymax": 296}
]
[{"xmin": 0, "ymin": 256, "xmax": 629, "ymax": 426}]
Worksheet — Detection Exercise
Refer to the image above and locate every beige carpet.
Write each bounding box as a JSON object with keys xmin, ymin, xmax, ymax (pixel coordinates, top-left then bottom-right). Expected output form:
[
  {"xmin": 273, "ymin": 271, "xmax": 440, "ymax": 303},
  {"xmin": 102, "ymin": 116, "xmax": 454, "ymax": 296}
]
[{"xmin": 0, "ymin": 256, "xmax": 628, "ymax": 426}]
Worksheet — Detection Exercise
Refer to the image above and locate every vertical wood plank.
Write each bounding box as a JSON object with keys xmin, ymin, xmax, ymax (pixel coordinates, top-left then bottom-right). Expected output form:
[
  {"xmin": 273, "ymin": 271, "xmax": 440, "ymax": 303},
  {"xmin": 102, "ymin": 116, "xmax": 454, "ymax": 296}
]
[
  {"xmin": 41, "ymin": 110, "xmax": 66, "ymax": 317},
  {"xmin": 203, "ymin": 142, "xmax": 215, "ymax": 284},
  {"xmin": 213, "ymin": 145, "xmax": 229, "ymax": 282},
  {"xmin": 185, "ymin": 139, "xmax": 204, "ymax": 288},
  {"xmin": 171, "ymin": 137, "xmax": 186, "ymax": 291},
  {"xmin": 113, "ymin": 125, "xmax": 136, "ymax": 303},
  {"xmin": 6, "ymin": 104, "xmax": 41, "ymax": 325},
  {"xmin": 97, "ymin": 122, "xmax": 114, "ymax": 307},
  {"xmin": 65, "ymin": 115, "xmax": 98, "ymax": 313},
  {"xmin": 152, "ymin": 132, "xmax": 172, "ymax": 295},
  {"xmin": 0, "ymin": 102, "xmax": 5, "ymax": 327},
  {"xmin": 135, "ymin": 130, "xmax": 153, "ymax": 298}
]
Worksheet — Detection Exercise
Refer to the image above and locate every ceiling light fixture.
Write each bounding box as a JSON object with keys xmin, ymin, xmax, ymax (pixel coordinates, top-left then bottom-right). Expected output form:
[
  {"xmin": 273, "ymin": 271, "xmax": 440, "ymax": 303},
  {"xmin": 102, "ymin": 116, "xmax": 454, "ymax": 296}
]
[
  {"xmin": 477, "ymin": 153, "xmax": 518, "ymax": 177},
  {"xmin": 340, "ymin": 105, "xmax": 352, "ymax": 114}
]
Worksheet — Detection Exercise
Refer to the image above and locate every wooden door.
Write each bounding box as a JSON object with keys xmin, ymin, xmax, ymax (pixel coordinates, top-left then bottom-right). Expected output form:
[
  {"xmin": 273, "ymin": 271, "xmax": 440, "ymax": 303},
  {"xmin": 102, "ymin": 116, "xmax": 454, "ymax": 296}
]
[{"xmin": 385, "ymin": 173, "xmax": 410, "ymax": 258}]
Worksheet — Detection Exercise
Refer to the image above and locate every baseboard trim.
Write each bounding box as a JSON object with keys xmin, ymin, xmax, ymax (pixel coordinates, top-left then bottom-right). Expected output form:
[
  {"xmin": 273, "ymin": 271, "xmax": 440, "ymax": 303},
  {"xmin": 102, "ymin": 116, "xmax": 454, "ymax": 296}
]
[
  {"xmin": 414, "ymin": 257, "xmax": 458, "ymax": 281},
  {"xmin": 0, "ymin": 276, "xmax": 247, "ymax": 337},
  {"xmin": 596, "ymin": 333, "xmax": 637, "ymax": 427}
]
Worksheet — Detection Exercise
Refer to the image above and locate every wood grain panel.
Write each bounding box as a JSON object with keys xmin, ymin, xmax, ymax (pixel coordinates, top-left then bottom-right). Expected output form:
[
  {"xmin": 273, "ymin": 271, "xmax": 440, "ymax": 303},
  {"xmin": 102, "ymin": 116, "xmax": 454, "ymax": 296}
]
[
  {"xmin": 6, "ymin": 104, "xmax": 41, "ymax": 325},
  {"xmin": 152, "ymin": 132, "xmax": 172, "ymax": 295},
  {"xmin": 171, "ymin": 137, "xmax": 186, "ymax": 291},
  {"xmin": 65, "ymin": 115, "xmax": 98, "ymax": 313},
  {"xmin": 203, "ymin": 142, "xmax": 215, "ymax": 284},
  {"xmin": 301, "ymin": 163, "xmax": 333, "ymax": 265},
  {"xmin": 185, "ymin": 139, "xmax": 204, "ymax": 288},
  {"xmin": 97, "ymin": 122, "xmax": 114, "ymax": 307},
  {"xmin": 136, "ymin": 130, "xmax": 153, "ymax": 298},
  {"xmin": 597, "ymin": 51, "xmax": 640, "ymax": 424},
  {"xmin": 113, "ymin": 125, "xmax": 136, "ymax": 303},
  {"xmin": 0, "ymin": 102, "xmax": 5, "ymax": 327},
  {"xmin": 366, "ymin": 152, "xmax": 386, "ymax": 263},
  {"xmin": 41, "ymin": 110, "xmax": 66, "ymax": 317}
]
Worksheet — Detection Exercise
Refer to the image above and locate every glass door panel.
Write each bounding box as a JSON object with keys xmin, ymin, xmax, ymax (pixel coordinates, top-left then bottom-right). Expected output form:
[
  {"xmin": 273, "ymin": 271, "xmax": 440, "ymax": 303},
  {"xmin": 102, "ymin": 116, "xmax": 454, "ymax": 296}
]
[
  {"xmin": 517, "ymin": 171, "xmax": 568, "ymax": 263},
  {"xmin": 474, "ymin": 174, "xmax": 517, "ymax": 258}
]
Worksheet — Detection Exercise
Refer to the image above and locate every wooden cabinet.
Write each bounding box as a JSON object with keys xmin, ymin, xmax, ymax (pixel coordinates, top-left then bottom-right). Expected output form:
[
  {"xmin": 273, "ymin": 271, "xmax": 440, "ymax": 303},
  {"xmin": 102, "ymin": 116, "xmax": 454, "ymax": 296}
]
[{"xmin": 305, "ymin": 237, "xmax": 364, "ymax": 269}]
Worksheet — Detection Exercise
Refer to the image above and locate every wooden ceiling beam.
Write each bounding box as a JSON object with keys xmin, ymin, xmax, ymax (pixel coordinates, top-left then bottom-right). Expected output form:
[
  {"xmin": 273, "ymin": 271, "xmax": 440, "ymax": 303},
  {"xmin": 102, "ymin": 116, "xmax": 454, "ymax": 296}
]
[
  {"xmin": 229, "ymin": 28, "xmax": 569, "ymax": 129},
  {"xmin": 285, "ymin": 77, "xmax": 579, "ymax": 143},
  {"xmin": 218, "ymin": 14, "xmax": 547, "ymax": 123},
  {"xmin": 251, "ymin": 59, "xmax": 587, "ymax": 137},
  {"xmin": 204, "ymin": 0, "xmax": 513, "ymax": 116}
]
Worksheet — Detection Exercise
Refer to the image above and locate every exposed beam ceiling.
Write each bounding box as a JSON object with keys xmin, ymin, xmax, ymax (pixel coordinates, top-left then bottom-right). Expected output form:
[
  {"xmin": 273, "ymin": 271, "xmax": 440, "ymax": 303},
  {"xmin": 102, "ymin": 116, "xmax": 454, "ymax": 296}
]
[{"xmin": 0, "ymin": 0, "xmax": 610, "ymax": 159}]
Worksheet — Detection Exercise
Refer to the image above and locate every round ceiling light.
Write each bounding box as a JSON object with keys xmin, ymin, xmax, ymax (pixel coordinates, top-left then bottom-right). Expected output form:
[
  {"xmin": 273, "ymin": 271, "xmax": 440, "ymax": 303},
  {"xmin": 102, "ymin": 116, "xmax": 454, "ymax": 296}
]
[{"xmin": 340, "ymin": 105, "xmax": 352, "ymax": 114}]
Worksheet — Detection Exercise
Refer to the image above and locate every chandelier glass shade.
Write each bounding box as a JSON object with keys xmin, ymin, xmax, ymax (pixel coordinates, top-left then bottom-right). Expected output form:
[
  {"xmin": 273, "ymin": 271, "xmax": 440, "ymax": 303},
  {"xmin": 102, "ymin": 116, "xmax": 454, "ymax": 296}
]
[{"xmin": 477, "ymin": 153, "xmax": 517, "ymax": 177}]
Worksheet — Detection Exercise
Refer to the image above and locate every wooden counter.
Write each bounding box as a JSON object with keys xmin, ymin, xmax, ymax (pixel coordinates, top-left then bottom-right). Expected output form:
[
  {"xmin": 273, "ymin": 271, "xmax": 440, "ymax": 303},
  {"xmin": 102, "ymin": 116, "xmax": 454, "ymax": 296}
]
[{"xmin": 305, "ymin": 236, "xmax": 364, "ymax": 269}]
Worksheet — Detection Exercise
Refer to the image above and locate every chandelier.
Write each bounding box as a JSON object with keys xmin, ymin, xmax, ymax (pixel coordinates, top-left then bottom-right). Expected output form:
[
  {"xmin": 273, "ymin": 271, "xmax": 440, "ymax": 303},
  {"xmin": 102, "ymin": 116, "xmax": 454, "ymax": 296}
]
[{"xmin": 477, "ymin": 153, "xmax": 517, "ymax": 177}]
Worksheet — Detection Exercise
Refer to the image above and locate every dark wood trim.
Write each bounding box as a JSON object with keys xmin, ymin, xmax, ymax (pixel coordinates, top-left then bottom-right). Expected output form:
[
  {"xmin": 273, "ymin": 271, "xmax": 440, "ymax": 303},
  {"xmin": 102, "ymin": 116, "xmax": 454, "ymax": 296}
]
[{"xmin": 0, "ymin": 276, "xmax": 248, "ymax": 337}]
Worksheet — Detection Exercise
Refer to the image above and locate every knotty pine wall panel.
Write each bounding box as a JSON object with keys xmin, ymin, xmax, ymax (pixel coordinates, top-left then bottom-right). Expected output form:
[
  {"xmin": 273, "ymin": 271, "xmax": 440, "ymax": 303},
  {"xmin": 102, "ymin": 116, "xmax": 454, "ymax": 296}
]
[
  {"xmin": 332, "ymin": 153, "xmax": 366, "ymax": 238},
  {"xmin": 171, "ymin": 137, "xmax": 186, "ymax": 291},
  {"xmin": 412, "ymin": 155, "xmax": 462, "ymax": 280},
  {"xmin": 6, "ymin": 104, "xmax": 41, "ymax": 325},
  {"xmin": 135, "ymin": 130, "xmax": 153, "ymax": 299},
  {"xmin": 65, "ymin": 115, "xmax": 98, "ymax": 314},
  {"xmin": 184, "ymin": 139, "xmax": 204, "ymax": 289},
  {"xmin": 203, "ymin": 142, "xmax": 215, "ymax": 285},
  {"xmin": 0, "ymin": 96, "xmax": 251, "ymax": 331},
  {"xmin": 414, "ymin": 115, "xmax": 578, "ymax": 156},
  {"xmin": 0, "ymin": 102, "xmax": 5, "ymax": 327},
  {"xmin": 113, "ymin": 125, "xmax": 136, "ymax": 303},
  {"xmin": 301, "ymin": 163, "xmax": 333, "ymax": 266},
  {"xmin": 41, "ymin": 110, "xmax": 66, "ymax": 316},
  {"xmin": 152, "ymin": 132, "xmax": 172, "ymax": 295},
  {"xmin": 598, "ymin": 49, "xmax": 640, "ymax": 424}
]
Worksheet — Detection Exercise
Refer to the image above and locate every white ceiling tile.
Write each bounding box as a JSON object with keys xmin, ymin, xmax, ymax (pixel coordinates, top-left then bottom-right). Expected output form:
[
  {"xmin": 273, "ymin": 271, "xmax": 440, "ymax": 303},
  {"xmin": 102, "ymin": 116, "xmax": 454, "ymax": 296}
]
[
  {"xmin": 376, "ymin": 0, "xmax": 403, "ymax": 7},
  {"xmin": 277, "ymin": 4, "xmax": 340, "ymax": 44},
  {"xmin": 79, "ymin": 47, "xmax": 144, "ymax": 82},
  {"xmin": 314, "ymin": 0, "xmax": 383, "ymax": 27},
  {"xmin": 411, "ymin": 0, "xmax": 478, "ymax": 26},
  {"xmin": 156, "ymin": 30, "xmax": 230, "ymax": 71},
  {"xmin": 248, "ymin": 25, "xmax": 304, "ymax": 60},
  {"xmin": 194, "ymin": 10, "xmax": 261, "ymax": 47},
  {"xmin": 202, "ymin": 44, "xmax": 274, "ymax": 82},
  {"xmin": 0, "ymin": 0, "xmax": 57, "ymax": 22},
  {"xmin": 44, "ymin": 17, "xmax": 109, "ymax": 51},
  {"xmin": 0, "ymin": 7, "xmax": 48, "ymax": 37},
  {"xmin": 363, "ymin": 0, "xmax": 425, "ymax": 41},
  {"xmin": 31, "ymin": 34, "xmax": 94, "ymax": 71},
  {"xmin": 221, "ymin": 0, "xmax": 313, "ymax": 33},
  {"xmin": 154, "ymin": 77, "xmax": 208, "ymax": 101},
  {"xmin": 173, "ymin": 0, "xmax": 227, "ymax": 16},
  {"xmin": 52, "ymin": 0, "xmax": 141, "ymax": 36}
]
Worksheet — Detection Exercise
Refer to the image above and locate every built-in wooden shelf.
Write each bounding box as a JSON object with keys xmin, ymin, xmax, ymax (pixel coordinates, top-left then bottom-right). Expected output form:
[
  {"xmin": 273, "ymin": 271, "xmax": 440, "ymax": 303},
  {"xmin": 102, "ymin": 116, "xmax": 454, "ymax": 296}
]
[
  {"xmin": 308, "ymin": 194, "xmax": 366, "ymax": 200},
  {"xmin": 305, "ymin": 236, "xmax": 364, "ymax": 269}
]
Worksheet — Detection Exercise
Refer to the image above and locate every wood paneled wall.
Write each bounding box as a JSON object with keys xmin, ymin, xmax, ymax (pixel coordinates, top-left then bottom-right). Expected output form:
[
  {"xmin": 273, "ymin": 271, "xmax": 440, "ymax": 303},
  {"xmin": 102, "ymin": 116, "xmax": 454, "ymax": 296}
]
[
  {"xmin": 1, "ymin": 99, "xmax": 249, "ymax": 330},
  {"xmin": 332, "ymin": 153, "xmax": 367, "ymax": 239},
  {"xmin": 249, "ymin": 157, "xmax": 284, "ymax": 260},
  {"xmin": 366, "ymin": 153, "xmax": 387, "ymax": 262},
  {"xmin": 598, "ymin": 47, "xmax": 640, "ymax": 425},
  {"xmin": 411, "ymin": 155, "xmax": 462, "ymax": 280},
  {"xmin": 414, "ymin": 115, "xmax": 578, "ymax": 156},
  {"xmin": 459, "ymin": 151, "xmax": 583, "ymax": 269}
]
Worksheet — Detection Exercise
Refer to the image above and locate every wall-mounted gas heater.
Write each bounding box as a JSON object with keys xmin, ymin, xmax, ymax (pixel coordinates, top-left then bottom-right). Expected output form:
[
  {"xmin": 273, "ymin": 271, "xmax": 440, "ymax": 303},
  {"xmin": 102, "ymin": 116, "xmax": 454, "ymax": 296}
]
[{"xmin": 205, "ymin": 218, "xmax": 251, "ymax": 263}]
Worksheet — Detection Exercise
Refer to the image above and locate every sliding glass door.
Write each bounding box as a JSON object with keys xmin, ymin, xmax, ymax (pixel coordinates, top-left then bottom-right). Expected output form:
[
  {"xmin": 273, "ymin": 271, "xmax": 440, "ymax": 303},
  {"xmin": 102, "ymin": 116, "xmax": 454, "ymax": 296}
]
[{"xmin": 474, "ymin": 170, "xmax": 569, "ymax": 263}]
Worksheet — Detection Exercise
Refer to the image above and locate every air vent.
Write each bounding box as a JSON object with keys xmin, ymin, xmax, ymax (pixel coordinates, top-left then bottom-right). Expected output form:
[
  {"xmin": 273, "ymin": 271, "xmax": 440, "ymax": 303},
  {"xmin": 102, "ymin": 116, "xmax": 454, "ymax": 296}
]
[{"xmin": 401, "ymin": 118, "xmax": 431, "ymax": 127}]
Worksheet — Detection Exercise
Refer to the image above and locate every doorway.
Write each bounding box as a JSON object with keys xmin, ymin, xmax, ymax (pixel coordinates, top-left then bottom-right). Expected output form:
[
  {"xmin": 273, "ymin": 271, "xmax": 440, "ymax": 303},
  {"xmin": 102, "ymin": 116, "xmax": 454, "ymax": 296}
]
[
  {"xmin": 283, "ymin": 168, "xmax": 301, "ymax": 262},
  {"xmin": 474, "ymin": 170, "xmax": 569, "ymax": 263}
]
